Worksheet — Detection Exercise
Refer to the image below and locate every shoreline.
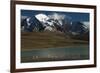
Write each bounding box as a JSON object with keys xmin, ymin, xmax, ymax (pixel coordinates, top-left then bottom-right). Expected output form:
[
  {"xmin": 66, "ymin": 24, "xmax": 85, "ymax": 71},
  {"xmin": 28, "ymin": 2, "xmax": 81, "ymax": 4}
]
[{"xmin": 21, "ymin": 44, "xmax": 89, "ymax": 51}]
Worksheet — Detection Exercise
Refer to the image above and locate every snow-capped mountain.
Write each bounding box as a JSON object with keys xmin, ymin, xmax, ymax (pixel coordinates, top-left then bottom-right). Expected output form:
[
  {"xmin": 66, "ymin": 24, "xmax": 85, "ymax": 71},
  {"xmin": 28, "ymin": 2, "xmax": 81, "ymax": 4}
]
[
  {"xmin": 35, "ymin": 14, "xmax": 56, "ymax": 31},
  {"xmin": 21, "ymin": 15, "xmax": 45, "ymax": 32},
  {"xmin": 69, "ymin": 21, "xmax": 89, "ymax": 36},
  {"xmin": 35, "ymin": 14, "xmax": 50, "ymax": 24},
  {"xmin": 21, "ymin": 13, "xmax": 89, "ymax": 40},
  {"xmin": 68, "ymin": 21, "xmax": 89, "ymax": 40},
  {"xmin": 81, "ymin": 21, "xmax": 89, "ymax": 30}
]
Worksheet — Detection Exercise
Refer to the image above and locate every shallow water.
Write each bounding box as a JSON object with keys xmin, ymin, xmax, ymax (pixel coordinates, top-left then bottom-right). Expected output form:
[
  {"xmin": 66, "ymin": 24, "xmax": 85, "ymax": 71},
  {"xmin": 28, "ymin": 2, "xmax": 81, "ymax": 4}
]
[{"xmin": 21, "ymin": 45, "xmax": 89, "ymax": 63}]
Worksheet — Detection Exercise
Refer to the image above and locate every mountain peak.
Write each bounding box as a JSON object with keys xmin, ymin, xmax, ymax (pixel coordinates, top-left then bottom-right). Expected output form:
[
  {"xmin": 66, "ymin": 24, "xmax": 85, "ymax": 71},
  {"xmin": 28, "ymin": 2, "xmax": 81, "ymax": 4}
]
[{"xmin": 35, "ymin": 13, "xmax": 50, "ymax": 23}]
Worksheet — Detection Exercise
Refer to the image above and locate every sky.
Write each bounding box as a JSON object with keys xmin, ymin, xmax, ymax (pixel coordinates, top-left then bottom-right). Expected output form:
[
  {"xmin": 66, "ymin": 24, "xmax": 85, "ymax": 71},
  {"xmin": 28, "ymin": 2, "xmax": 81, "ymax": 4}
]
[{"xmin": 21, "ymin": 10, "xmax": 90, "ymax": 22}]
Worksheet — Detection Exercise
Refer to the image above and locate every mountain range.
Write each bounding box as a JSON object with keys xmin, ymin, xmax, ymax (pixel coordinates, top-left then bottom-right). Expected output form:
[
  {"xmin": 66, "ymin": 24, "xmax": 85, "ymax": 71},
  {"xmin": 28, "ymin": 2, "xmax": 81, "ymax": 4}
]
[{"xmin": 21, "ymin": 13, "xmax": 89, "ymax": 41}]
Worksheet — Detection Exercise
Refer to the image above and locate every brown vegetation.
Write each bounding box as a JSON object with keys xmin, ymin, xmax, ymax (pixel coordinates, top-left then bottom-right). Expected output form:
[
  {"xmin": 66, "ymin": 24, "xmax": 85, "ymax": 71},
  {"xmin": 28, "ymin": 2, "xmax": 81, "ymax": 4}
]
[{"xmin": 21, "ymin": 31, "xmax": 88, "ymax": 50}]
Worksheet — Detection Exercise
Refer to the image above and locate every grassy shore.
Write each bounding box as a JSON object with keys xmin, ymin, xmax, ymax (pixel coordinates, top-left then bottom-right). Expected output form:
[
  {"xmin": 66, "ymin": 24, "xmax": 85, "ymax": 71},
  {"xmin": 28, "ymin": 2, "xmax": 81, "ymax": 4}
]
[{"xmin": 21, "ymin": 31, "xmax": 89, "ymax": 50}]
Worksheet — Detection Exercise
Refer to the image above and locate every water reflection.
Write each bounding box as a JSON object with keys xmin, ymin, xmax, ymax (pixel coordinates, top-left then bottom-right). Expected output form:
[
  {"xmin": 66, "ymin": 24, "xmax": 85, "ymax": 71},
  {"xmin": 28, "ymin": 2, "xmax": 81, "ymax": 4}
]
[{"xmin": 21, "ymin": 45, "xmax": 89, "ymax": 63}]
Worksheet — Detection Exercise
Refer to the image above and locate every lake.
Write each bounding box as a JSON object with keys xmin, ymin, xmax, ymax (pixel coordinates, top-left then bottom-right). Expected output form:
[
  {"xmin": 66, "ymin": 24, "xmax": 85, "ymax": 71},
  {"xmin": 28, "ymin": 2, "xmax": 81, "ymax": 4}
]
[{"xmin": 21, "ymin": 45, "xmax": 89, "ymax": 63}]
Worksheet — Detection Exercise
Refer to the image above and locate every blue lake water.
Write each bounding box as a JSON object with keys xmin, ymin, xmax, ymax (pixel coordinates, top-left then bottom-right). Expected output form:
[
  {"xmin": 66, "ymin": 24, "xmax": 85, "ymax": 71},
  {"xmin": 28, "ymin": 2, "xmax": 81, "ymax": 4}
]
[{"xmin": 21, "ymin": 45, "xmax": 89, "ymax": 63}]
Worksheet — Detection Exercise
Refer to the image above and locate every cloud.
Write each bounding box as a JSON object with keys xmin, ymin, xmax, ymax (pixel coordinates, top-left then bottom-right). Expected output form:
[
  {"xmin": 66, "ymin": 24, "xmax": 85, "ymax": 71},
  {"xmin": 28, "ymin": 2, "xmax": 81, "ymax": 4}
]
[
  {"xmin": 48, "ymin": 13, "xmax": 71, "ymax": 26},
  {"xmin": 48, "ymin": 13, "xmax": 65, "ymax": 20},
  {"xmin": 21, "ymin": 16, "xmax": 28, "ymax": 20}
]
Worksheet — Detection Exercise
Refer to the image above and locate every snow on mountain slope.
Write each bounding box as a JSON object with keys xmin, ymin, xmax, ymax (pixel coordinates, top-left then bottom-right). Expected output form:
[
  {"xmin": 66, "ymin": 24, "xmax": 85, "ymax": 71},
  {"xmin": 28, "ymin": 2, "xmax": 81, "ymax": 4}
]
[
  {"xmin": 48, "ymin": 13, "xmax": 66, "ymax": 26},
  {"xmin": 69, "ymin": 21, "xmax": 89, "ymax": 36},
  {"xmin": 35, "ymin": 13, "xmax": 62, "ymax": 31},
  {"xmin": 81, "ymin": 21, "xmax": 89, "ymax": 30},
  {"xmin": 35, "ymin": 14, "xmax": 50, "ymax": 23},
  {"xmin": 21, "ymin": 13, "xmax": 89, "ymax": 36}
]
